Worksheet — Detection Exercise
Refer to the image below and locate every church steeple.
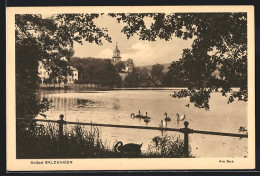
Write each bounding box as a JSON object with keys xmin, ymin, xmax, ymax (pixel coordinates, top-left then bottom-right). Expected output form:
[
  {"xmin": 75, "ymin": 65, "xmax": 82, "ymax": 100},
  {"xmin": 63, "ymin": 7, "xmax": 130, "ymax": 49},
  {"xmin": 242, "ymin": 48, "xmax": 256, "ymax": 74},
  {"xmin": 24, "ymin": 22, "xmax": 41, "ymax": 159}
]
[{"xmin": 113, "ymin": 42, "xmax": 121, "ymax": 62}]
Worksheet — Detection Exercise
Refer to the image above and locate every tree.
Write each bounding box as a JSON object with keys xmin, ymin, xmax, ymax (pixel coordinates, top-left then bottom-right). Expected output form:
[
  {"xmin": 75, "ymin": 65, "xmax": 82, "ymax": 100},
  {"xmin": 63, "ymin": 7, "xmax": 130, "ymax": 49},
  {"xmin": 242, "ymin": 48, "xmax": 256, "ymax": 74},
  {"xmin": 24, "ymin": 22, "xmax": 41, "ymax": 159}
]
[
  {"xmin": 127, "ymin": 58, "xmax": 134, "ymax": 64},
  {"xmin": 16, "ymin": 14, "xmax": 112, "ymax": 118},
  {"xmin": 16, "ymin": 41, "xmax": 42, "ymax": 118},
  {"xmin": 64, "ymin": 78, "xmax": 68, "ymax": 86},
  {"xmin": 37, "ymin": 76, "xmax": 42, "ymax": 84},
  {"xmin": 109, "ymin": 13, "xmax": 247, "ymax": 109},
  {"xmin": 53, "ymin": 78, "xmax": 58, "ymax": 87},
  {"xmin": 57, "ymin": 76, "xmax": 63, "ymax": 87},
  {"xmin": 124, "ymin": 67, "xmax": 140, "ymax": 87},
  {"xmin": 43, "ymin": 78, "xmax": 51, "ymax": 87},
  {"xmin": 138, "ymin": 67, "xmax": 153, "ymax": 87},
  {"xmin": 69, "ymin": 57, "xmax": 122, "ymax": 87},
  {"xmin": 115, "ymin": 62, "xmax": 126, "ymax": 72},
  {"xmin": 151, "ymin": 64, "xmax": 165, "ymax": 81}
]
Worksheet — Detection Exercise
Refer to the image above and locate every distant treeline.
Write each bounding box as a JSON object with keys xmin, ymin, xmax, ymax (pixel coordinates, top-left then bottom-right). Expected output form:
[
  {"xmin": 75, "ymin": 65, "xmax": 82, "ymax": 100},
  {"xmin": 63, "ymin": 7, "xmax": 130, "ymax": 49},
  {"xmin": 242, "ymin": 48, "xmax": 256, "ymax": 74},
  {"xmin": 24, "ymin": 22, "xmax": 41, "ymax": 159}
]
[
  {"xmin": 69, "ymin": 57, "xmax": 171, "ymax": 87},
  {"xmin": 69, "ymin": 57, "xmax": 122, "ymax": 87},
  {"xmin": 69, "ymin": 57, "xmax": 242, "ymax": 88}
]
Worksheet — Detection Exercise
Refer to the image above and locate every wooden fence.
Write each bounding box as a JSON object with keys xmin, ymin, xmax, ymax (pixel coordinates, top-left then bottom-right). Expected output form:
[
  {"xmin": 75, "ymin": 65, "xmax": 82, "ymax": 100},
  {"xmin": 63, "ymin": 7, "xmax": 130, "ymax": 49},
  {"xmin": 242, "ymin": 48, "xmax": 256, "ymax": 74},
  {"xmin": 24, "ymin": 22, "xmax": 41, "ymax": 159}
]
[{"xmin": 17, "ymin": 114, "xmax": 248, "ymax": 157}]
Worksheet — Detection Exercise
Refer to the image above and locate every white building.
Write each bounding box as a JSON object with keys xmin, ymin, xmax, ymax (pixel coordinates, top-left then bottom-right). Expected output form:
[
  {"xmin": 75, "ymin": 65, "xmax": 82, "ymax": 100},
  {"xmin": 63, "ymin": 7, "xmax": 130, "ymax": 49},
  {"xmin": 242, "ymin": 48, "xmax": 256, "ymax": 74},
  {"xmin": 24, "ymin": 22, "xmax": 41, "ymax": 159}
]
[
  {"xmin": 121, "ymin": 59, "xmax": 134, "ymax": 73},
  {"xmin": 67, "ymin": 66, "xmax": 78, "ymax": 83},
  {"xmin": 38, "ymin": 61, "xmax": 78, "ymax": 84},
  {"xmin": 38, "ymin": 61, "xmax": 50, "ymax": 83}
]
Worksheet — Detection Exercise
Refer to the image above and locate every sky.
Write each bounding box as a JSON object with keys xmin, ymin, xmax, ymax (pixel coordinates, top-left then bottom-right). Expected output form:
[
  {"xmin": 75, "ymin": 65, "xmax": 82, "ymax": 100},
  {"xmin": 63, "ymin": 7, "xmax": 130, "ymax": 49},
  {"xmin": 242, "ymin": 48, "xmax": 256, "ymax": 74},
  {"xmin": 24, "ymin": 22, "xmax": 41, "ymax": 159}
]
[
  {"xmin": 70, "ymin": 15, "xmax": 195, "ymax": 66},
  {"xmin": 71, "ymin": 14, "xmax": 195, "ymax": 66}
]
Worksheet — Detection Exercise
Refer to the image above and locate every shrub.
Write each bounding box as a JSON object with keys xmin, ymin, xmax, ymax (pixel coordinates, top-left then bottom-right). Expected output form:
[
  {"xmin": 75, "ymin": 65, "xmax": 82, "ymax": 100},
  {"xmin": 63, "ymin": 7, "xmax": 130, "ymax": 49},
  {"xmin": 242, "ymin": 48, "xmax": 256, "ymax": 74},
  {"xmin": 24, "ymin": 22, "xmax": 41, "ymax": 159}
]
[{"xmin": 16, "ymin": 121, "xmax": 192, "ymax": 158}]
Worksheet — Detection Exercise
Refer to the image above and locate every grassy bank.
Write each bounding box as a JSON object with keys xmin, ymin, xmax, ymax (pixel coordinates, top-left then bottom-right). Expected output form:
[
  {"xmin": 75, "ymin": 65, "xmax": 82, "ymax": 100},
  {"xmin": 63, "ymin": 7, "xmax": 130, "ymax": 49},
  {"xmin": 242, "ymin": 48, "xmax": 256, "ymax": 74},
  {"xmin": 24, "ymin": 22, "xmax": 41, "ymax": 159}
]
[{"xmin": 17, "ymin": 121, "xmax": 192, "ymax": 158}]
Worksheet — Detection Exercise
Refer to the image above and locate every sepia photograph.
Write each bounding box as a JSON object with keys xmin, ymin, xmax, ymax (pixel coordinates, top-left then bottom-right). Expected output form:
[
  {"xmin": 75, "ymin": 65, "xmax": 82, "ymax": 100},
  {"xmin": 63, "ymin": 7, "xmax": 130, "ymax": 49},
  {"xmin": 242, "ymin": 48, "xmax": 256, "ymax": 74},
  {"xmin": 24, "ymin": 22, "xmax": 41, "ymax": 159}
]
[{"xmin": 6, "ymin": 6, "xmax": 255, "ymax": 170}]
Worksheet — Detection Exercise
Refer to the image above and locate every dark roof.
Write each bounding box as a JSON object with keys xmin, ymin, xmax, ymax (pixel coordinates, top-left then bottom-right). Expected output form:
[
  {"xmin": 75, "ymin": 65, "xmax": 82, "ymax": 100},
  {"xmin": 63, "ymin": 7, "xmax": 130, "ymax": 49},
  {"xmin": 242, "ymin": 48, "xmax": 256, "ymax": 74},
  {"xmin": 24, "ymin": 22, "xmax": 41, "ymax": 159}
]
[{"xmin": 122, "ymin": 61, "xmax": 134, "ymax": 67}]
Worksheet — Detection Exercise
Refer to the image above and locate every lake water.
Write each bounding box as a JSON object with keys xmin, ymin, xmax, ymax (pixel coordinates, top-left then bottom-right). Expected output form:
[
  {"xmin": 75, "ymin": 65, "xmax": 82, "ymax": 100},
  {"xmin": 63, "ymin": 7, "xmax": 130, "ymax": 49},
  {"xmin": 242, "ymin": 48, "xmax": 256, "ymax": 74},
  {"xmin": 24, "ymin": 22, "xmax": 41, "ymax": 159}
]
[{"xmin": 37, "ymin": 88, "xmax": 248, "ymax": 158}]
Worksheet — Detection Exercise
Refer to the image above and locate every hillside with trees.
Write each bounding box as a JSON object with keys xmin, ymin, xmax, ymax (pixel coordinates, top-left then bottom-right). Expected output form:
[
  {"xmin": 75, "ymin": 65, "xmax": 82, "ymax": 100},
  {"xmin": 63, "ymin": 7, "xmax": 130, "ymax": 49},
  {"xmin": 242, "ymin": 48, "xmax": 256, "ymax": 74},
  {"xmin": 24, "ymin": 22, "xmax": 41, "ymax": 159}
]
[{"xmin": 137, "ymin": 63, "xmax": 171, "ymax": 73}]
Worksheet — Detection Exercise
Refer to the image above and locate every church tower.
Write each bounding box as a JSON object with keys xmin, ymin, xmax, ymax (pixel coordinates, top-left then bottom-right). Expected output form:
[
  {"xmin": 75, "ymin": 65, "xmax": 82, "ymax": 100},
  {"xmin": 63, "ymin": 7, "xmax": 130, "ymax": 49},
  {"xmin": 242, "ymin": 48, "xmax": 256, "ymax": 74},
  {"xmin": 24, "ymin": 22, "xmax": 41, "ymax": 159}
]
[{"xmin": 112, "ymin": 43, "xmax": 121, "ymax": 63}]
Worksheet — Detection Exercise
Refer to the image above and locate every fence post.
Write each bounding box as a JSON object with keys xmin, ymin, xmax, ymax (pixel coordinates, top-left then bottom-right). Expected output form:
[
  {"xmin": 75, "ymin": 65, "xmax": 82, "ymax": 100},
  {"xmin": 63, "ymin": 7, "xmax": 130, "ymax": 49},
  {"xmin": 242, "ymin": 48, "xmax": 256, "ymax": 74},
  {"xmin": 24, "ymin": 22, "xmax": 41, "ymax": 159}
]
[
  {"xmin": 183, "ymin": 121, "xmax": 189, "ymax": 157},
  {"xmin": 57, "ymin": 114, "xmax": 65, "ymax": 154}
]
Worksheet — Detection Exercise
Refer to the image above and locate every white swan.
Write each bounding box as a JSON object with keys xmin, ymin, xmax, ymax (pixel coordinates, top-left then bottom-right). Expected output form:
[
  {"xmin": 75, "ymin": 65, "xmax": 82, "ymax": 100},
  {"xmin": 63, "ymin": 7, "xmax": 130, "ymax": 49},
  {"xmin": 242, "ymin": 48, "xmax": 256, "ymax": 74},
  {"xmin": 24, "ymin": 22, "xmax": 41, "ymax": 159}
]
[
  {"xmin": 159, "ymin": 119, "xmax": 167, "ymax": 128},
  {"xmin": 176, "ymin": 113, "xmax": 186, "ymax": 123}
]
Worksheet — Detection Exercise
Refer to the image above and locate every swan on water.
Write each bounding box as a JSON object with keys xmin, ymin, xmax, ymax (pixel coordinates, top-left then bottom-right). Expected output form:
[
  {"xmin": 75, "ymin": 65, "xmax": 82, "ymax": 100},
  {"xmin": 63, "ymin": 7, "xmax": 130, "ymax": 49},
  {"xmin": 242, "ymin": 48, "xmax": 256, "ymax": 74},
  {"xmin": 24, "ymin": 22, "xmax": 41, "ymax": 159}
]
[
  {"xmin": 113, "ymin": 141, "xmax": 142, "ymax": 154},
  {"xmin": 136, "ymin": 110, "xmax": 143, "ymax": 118},
  {"xmin": 131, "ymin": 111, "xmax": 151, "ymax": 119},
  {"xmin": 159, "ymin": 119, "xmax": 167, "ymax": 128},
  {"xmin": 144, "ymin": 118, "xmax": 150, "ymax": 123},
  {"xmin": 176, "ymin": 113, "xmax": 186, "ymax": 123},
  {"xmin": 145, "ymin": 112, "xmax": 151, "ymax": 119},
  {"xmin": 164, "ymin": 112, "xmax": 171, "ymax": 121}
]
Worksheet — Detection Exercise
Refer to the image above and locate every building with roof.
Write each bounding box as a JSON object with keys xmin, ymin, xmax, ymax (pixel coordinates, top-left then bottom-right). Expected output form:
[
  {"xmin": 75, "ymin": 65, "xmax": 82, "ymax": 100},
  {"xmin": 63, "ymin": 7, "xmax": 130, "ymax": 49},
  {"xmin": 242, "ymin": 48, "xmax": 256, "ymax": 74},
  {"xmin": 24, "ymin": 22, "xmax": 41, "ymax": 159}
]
[
  {"xmin": 67, "ymin": 66, "xmax": 79, "ymax": 83},
  {"xmin": 112, "ymin": 43, "xmax": 122, "ymax": 63},
  {"xmin": 38, "ymin": 61, "xmax": 50, "ymax": 83},
  {"xmin": 111, "ymin": 43, "xmax": 134, "ymax": 75},
  {"xmin": 38, "ymin": 61, "xmax": 78, "ymax": 85}
]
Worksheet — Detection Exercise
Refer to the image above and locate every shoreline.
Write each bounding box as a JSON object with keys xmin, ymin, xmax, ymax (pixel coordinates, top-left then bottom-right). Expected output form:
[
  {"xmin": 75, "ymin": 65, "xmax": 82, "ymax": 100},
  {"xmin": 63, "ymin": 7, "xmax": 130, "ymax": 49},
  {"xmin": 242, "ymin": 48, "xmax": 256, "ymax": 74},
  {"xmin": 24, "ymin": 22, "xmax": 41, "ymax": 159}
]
[{"xmin": 38, "ymin": 86, "xmax": 242, "ymax": 92}]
